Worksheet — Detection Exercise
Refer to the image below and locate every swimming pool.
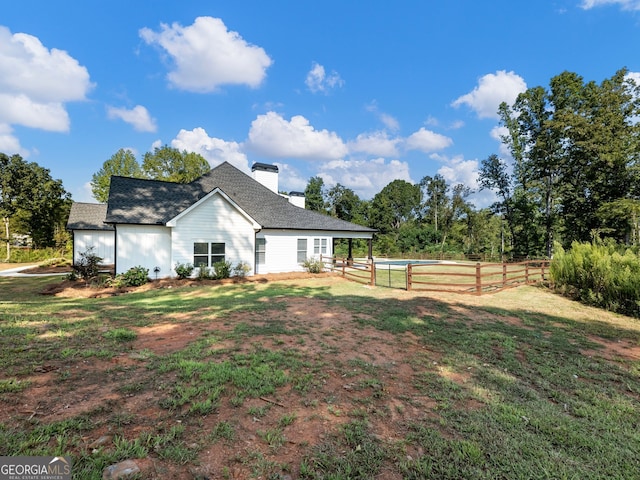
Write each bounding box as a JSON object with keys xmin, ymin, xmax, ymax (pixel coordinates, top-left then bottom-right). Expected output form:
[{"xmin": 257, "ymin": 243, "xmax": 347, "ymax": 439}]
[{"xmin": 374, "ymin": 260, "xmax": 440, "ymax": 266}]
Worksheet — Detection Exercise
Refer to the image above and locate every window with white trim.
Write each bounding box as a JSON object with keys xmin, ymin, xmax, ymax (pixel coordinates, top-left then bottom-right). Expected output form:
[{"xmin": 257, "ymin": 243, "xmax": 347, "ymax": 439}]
[
  {"xmin": 255, "ymin": 238, "xmax": 266, "ymax": 265},
  {"xmin": 297, "ymin": 238, "xmax": 307, "ymax": 263},
  {"xmin": 193, "ymin": 242, "xmax": 225, "ymax": 267},
  {"xmin": 313, "ymin": 238, "xmax": 327, "ymax": 255}
]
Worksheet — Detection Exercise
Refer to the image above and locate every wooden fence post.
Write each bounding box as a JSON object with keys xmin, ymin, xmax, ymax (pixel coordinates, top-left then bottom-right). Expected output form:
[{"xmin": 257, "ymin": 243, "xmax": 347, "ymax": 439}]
[
  {"xmin": 370, "ymin": 261, "xmax": 375, "ymax": 286},
  {"xmin": 525, "ymin": 262, "xmax": 530, "ymax": 284},
  {"xmin": 475, "ymin": 263, "xmax": 482, "ymax": 295},
  {"xmin": 407, "ymin": 264, "xmax": 412, "ymax": 291},
  {"xmin": 342, "ymin": 257, "xmax": 346, "ymax": 277},
  {"xmin": 502, "ymin": 263, "xmax": 507, "ymax": 288}
]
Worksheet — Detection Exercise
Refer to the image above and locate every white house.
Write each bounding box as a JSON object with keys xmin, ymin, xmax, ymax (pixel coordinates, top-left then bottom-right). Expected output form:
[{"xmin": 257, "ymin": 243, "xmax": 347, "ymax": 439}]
[{"xmin": 67, "ymin": 162, "xmax": 375, "ymax": 278}]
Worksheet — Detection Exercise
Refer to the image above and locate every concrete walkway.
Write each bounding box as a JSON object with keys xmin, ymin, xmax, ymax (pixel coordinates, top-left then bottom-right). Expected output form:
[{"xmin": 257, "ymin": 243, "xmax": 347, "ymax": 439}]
[{"xmin": 0, "ymin": 265, "xmax": 68, "ymax": 277}]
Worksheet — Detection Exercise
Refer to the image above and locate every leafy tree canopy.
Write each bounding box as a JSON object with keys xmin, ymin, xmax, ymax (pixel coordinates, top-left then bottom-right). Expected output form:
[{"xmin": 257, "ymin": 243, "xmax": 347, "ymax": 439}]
[
  {"xmin": 304, "ymin": 176, "xmax": 327, "ymax": 213},
  {"xmin": 1, "ymin": 153, "xmax": 70, "ymax": 257},
  {"xmin": 91, "ymin": 148, "xmax": 143, "ymax": 202},
  {"xmin": 141, "ymin": 145, "xmax": 210, "ymax": 183}
]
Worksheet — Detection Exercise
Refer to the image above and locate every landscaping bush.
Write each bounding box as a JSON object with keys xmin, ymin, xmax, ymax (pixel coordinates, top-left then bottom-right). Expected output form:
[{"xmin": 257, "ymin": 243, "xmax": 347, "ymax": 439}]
[
  {"xmin": 175, "ymin": 262, "xmax": 195, "ymax": 279},
  {"xmin": 301, "ymin": 257, "xmax": 324, "ymax": 274},
  {"xmin": 71, "ymin": 247, "xmax": 103, "ymax": 281},
  {"xmin": 551, "ymin": 241, "xmax": 640, "ymax": 317},
  {"xmin": 232, "ymin": 261, "xmax": 251, "ymax": 278},
  {"xmin": 196, "ymin": 266, "xmax": 213, "ymax": 280},
  {"xmin": 110, "ymin": 266, "xmax": 149, "ymax": 287},
  {"xmin": 212, "ymin": 260, "xmax": 232, "ymax": 279}
]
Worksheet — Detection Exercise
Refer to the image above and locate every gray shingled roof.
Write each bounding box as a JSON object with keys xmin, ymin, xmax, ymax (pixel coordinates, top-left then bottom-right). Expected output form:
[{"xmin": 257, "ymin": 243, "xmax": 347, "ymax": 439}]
[
  {"xmin": 66, "ymin": 203, "xmax": 113, "ymax": 231},
  {"xmin": 103, "ymin": 162, "xmax": 375, "ymax": 234}
]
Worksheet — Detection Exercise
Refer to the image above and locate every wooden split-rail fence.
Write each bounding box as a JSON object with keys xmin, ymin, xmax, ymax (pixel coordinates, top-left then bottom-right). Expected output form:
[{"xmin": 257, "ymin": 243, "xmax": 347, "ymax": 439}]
[{"xmin": 321, "ymin": 255, "xmax": 550, "ymax": 295}]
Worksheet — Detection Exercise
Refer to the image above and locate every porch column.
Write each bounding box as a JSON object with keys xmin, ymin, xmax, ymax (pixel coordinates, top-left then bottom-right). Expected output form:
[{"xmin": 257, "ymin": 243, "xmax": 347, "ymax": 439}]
[
  {"xmin": 348, "ymin": 238, "xmax": 353, "ymax": 265},
  {"xmin": 368, "ymin": 238, "xmax": 373, "ymax": 261}
]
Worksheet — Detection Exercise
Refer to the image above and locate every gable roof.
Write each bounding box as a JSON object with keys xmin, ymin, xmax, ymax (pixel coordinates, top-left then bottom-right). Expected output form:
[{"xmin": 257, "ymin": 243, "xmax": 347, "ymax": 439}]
[
  {"xmin": 66, "ymin": 203, "xmax": 113, "ymax": 231},
  {"xmin": 104, "ymin": 162, "xmax": 375, "ymax": 234}
]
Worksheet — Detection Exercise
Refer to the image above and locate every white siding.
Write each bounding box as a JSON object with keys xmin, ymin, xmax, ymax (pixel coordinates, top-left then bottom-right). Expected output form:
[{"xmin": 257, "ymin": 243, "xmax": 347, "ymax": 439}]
[
  {"xmin": 256, "ymin": 230, "xmax": 333, "ymax": 274},
  {"xmin": 171, "ymin": 193, "xmax": 256, "ymax": 276},
  {"xmin": 116, "ymin": 225, "xmax": 172, "ymax": 277},
  {"xmin": 73, "ymin": 230, "xmax": 115, "ymax": 265}
]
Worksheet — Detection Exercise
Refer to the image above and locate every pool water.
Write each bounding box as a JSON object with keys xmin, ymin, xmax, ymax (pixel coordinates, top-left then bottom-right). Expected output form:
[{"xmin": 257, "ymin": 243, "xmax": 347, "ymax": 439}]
[{"xmin": 374, "ymin": 260, "xmax": 439, "ymax": 266}]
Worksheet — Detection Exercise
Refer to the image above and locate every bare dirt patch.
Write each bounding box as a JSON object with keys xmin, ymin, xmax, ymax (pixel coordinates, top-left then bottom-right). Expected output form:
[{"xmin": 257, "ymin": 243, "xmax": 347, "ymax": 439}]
[
  {"xmin": 3, "ymin": 277, "xmax": 638, "ymax": 478},
  {"xmin": 2, "ymin": 276, "xmax": 439, "ymax": 478}
]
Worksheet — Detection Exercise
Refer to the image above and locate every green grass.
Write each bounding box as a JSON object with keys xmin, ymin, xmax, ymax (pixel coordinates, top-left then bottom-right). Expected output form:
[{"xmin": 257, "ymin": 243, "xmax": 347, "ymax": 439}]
[{"xmin": 1, "ymin": 275, "xmax": 639, "ymax": 478}]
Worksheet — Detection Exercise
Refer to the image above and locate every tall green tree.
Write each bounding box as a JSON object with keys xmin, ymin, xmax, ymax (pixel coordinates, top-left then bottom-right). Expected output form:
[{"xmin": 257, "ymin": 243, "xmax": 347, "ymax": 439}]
[
  {"xmin": 90, "ymin": 148, "xmax": 142, "ymax": 202},
  {"xmin": 487, "ymin": 68, "xmax": 640, "ymax": 257},
  {"xmin": 326, "ymin": 183, "xmax": 365, "ymax": 223},
  {"xmin": 304, "ymin": 176, "xmax": 327, "ymax": 213},
  {"xmin": 419, "ymin": 174, "xmax": 448, "ymax": 232},
  {"xmin": 437, "ymin": 183, "xmax": 473, "ymax": 252},
  {"xmin": 141, "ymin": 145, "xmax": 210, "ymax": 183},
  {"xmin": 0, "ymin": 153, "xmax": 70, "ymax": 258},
  {"xmin": 368, "ymin": 179, "xmax": 421, "ymax": 234},
  {"xmin": 478, "ymin": 154, "xmax": 514, "ymax": 255}
]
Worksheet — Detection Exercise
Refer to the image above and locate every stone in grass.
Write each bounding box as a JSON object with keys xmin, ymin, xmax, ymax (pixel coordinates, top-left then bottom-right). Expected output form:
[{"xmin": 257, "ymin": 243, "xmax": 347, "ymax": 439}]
[{"xmin": 102, "ymin": 459, "xmax": 140, "ymax": 479}]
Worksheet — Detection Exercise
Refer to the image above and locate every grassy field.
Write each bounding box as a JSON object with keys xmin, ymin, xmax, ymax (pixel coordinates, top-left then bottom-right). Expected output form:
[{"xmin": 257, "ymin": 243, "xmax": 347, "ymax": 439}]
[{"xmin": 1, "ymin": 274, "xmax": 639, "ymax": 479}]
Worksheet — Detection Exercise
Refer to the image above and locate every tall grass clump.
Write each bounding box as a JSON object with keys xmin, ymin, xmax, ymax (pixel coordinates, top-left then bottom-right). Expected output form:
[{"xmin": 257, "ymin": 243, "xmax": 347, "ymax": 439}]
[{"xmin": 551, "ymin": 241, "xmax": 640, "ymax": 317}]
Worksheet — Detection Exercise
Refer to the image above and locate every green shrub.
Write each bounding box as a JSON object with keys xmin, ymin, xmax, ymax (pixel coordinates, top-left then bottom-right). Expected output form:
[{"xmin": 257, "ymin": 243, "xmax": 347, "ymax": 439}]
[
  {"xmin": 232, "ymin": 261, "xmax": 251, "ymax": 278},
  {"xmin": 551, "ymin": 241, "xmax": 640, "ymax": 317},
  {"xmin": 123, "ymin": 266, "xmax": 149, "ymax": 286},
  {"xmin": 110, "ymin": 266, "xmax": 149, "ymax": 287},
  {"xmin": 72, "ymin": 247, "xmax": 103, "ymax": 281},
  {"xmin": 196, "ymin": 265, "xmax": 213, "ymax": 280},
  {"xmin": 301, "ymin": 257, "xmax": 324, "ymax": 273},
  {"xmin": 212, "ymin": 260, "xmax": 232, "ymax": 279},
  {"xmin": 175, "ymin": 262, "xmax": 195, "ymax": 279}
]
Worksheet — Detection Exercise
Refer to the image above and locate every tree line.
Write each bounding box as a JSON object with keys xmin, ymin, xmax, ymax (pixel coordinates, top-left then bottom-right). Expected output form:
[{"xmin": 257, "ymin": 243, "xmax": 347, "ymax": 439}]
[
  {"xmin": 307, "ymin": 68, "xmax": 640, "ymax": 259},
  {"xmin": 0, "ymin": 145, "xmax": 209, "ymax": 260},
  {"xmin": 2, "ymin": 68, "xmax": 638, "ymax": 261}
]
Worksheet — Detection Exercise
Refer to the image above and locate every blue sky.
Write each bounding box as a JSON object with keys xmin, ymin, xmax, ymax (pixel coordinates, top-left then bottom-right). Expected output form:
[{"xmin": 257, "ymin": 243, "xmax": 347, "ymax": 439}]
[{"xmin": 2, "ymin": 0, "xmax": 639, "ymax": 206}]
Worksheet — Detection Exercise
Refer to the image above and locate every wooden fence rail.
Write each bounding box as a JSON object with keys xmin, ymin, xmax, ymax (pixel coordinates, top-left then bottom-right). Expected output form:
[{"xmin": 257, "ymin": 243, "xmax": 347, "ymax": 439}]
[{"xmin": 322, "ymin": 256, "xmax": 550, "ymax": 295}]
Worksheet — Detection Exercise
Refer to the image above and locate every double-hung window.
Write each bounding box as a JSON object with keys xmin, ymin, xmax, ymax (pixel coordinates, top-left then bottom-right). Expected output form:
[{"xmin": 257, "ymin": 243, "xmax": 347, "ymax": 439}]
[
  {"xmin": 313, "ymin": 238, "xmax": 327, "ymax": 255},
  {"xmin": 193, "ymin": 242, "xmax": 225, "ymax": 267},
  {"xmin": 255, "ymin": 238, "xmax": 266, "ymax": 265},
  {"xmin": 297, "ymin": 239, "xmax": 307, "ymax": 263}
]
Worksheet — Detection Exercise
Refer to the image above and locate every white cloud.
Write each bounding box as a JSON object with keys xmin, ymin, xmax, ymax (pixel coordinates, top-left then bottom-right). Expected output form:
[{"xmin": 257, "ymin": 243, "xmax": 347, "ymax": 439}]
[
  {"xmin": 247, "ymin": 111, "xmax": 348, "ymax": 160},
  {"xmin": 318, "ymin": 158, "xmax": 412, "ymax": 199},
  {"xmin": 107, "ymin": 105, "xmax": 157, "ymax": 132},
  {"xmin": 627, "ymin": 71, "xmax": 640, "ymax": 86},
  {"xmin": 140, "ymin": 16, "xmax": 272, "ymax": 93},
  {"xmin": 0, "ymin": 94, "xmax": 69, "ymax": 131},
  {"xmin": 275, "ymin": 162, "xmax": 308, "ymax": 192},
  {"xmin": 581, "ymin": 0, "xmax": 640, "ymax": 10},
  {"xmin": 171, "ymin": 127, "xmax": 249, "ymax": 172},
  {"xmin": 490, "ymin": 125, "xmax": 513, "ymax": 159},
  {"xmin": 0, "ymin": 124, "xmax": 27, "ymax": 156},
  {"xmin": 348, "ymin": 131, "xmax": 401, "ymax": 157},
  {"xmin": 366, "ymin": 101, "xmax": 400, "ymax": 131},
  {"xmin": 452, "ymin": 70, "xmax": 527, "ymax": 119},
  {"xmin": 432, "ymin": 153, "xmax": 500, "ymax": 209},
  {"xmin": 0, "ymin": 26, "xmax": 92, "ymax": 132},
  {"xmin": 432, "ymin": 153, "xmax": 479, "ymax": 190},
  {"xmin": 405, "ymin": 127, "xmax": 453, "ymax": 153},
  {"xmin": 305, "ymin": 62, "xmax": 344, "ymax": 94}
]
